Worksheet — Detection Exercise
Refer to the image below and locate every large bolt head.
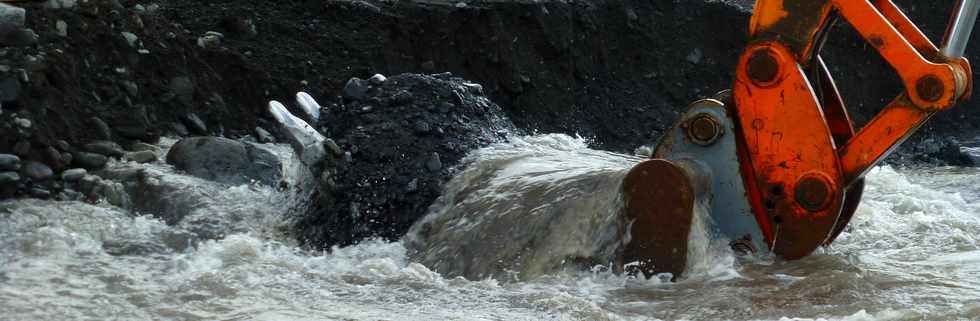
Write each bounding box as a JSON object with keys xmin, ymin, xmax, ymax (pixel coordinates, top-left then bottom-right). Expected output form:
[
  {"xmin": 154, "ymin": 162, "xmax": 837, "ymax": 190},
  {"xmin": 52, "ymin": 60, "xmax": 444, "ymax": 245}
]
[
  {"xmin": 915, "ymin": 74, "xmax": 945, "ymax": 102},
  {"xmin": 747, "ymin": 48, "xmax": 780, "ymax": 85},
  {"xmin": 686, "ymin": 113, "xmax": 722, "ymax": 146},
  {"xmin": 794, "ymin": 174, "xmax": 832, "ymax": 212}
]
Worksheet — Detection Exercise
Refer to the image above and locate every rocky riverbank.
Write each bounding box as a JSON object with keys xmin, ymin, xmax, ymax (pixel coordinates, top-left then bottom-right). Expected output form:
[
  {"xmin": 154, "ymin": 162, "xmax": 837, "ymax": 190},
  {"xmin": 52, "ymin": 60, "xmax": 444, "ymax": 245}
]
[{"xmin": 1, "ymin": 0, "xmax": 979, "ymax": 249}]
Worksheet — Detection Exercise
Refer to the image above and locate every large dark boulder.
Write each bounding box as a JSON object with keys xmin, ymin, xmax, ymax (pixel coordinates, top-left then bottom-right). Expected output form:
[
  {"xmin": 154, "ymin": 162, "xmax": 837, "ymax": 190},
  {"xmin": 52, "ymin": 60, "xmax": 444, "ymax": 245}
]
[
  {"xmin": 165, "ymin": 136, "xmax": 282, "ymax": 186},
  {"xmin": 296, "ymin": 73, "xmax": 518, "ymax": 248}
]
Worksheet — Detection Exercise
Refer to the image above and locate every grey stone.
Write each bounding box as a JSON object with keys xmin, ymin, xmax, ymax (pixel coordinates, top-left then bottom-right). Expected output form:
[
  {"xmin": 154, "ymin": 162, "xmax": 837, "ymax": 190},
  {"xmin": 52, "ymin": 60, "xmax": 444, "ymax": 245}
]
[
  {"xmin": 61, "ymin": 168, "xmax": 87, "ymax": 182},
  {"xmin": 21, "ymin": 161, "xmax": 53, "ymax": 181},
  {"xmin": 391, "ymin": 90, "xmax": 414, "ymax": 105},
  {"xmin": 0, "ymin": 76, "xmax": 20, "ymax": 103},
  {"xmin": 686, "ymin": 48, "xmax": 703, "ymax": 64},
  {"xmin": 0, "ymin": 171, "xmax": 18, "ymax": 184},
  {"xmin": 165, "ymin": 137, "xmax": 282, "ymax": 186},
  {"xmin": 169, "ymin": 76, "xmax": 195, "ymax": 107},
  {"xmin": 55, "ymin": 20, "xmax": 68, "ymax": 37},
  {"xmin": 89, "ymin": 117, "xmax": 112, "ymax": 140},
  {"xmin": 463, "ymin": 83, "xmax": 484, "ymax": 95},
  {"xmin": 60, "ymin": 152, "xmax": 73, "ymax": 167},
  {"xmin": 182, "ymin": 113, "xmax": 207, "ymax": 134},
  {"xmin": 169, "ymin": 122, "xmax": 189, "ymax": 137},
  {"xmin": 124, "ymin": 151, "xmax": 157, "ymax": 163},
  {"xmin": 197, "ymin": 31, "xmax": 223, "ymax": 49},
  {"xmin": 0, "ymin": 4, "xmax": 25, "ymax": 27},
  {"xmin": 77, "ymin": 174, "xmax": 100, "ymax": 194},
  {"xmin": 343, "ymin": 77, "xmax": 369, "ymax": 100},
  {"xmin": 405, "ymin": 178, "xmax": 418, "ymax": 193},
  {"xmin": 12, "ymin": 117, "xmax": 30, "ymax": 128},
  {"xmin": 421, "ymin": 60, "xmax": 436, "ymax": 71},
  {"xmin": 299, "ymin": 143, "xmax": 327, "ymax": 172},
  {"xmin": 120, "ymin": 80, "xmax": 138, "ymax": 97},
  {"xmin": 426, "ymin": 152, "xmax": 442, "ymax": 172},
  {"xmin": 120, "ymin": 31, "xmax": 138, "ymax": 47},
  {"xmin": 55, "ymin": 188, "xmax": 83, "ymax": 201},
  {"xmin": 414, "ymin": 121, "xmax": 431, "ymax": 134},
  {"xmin": 91, "ymin": 180, "xmax": 130, "ymax": 208},
  {"xmin": 44, "ymin": 146, "xmax": 64, "ymax": 170},
  {"xmin": 115, "ymin": 125, "xmax": 148, "ymax": 139},
  {"xmin": 324, "ymin": 138, "xmax": 343, "ymax": 156},
  {"xmin": 44, "ymin": 0, "xmax": 77, "ymax": 9},
  {"xmin": 84, "ymin": 141, "xmax": 125, "ymax": 157},
  {"xmin": 0, "ymin": 154, "xmax": 19, "ymax": 171},
  {"xmin": 368, "ymin": 74, "xmax": 387, "ymax": 85},
  {"xmin": 30, "ymin": 188, "xmax": 51, "ymax": 198},
  {"xmin": 13, "ymin": 141, "xmax": 29, "ymax": 156},
  {"xmin": 254, "ymin": 127, "xmax": 274, "ymax": 143},
  {"xmin": 73, "ymin": 152, "xmax": 108, "ymax": 169},
  {"xmin": 56, "ymin": 140, "xmax": 70, "ymax": 151}
]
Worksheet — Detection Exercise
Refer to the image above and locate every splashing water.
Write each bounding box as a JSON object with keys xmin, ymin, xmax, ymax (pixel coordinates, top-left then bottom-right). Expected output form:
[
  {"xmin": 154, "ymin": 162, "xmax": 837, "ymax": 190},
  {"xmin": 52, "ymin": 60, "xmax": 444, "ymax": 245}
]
[{"xmin": 1, "ymin": 134, "xmax": 979, "ymax": 320}]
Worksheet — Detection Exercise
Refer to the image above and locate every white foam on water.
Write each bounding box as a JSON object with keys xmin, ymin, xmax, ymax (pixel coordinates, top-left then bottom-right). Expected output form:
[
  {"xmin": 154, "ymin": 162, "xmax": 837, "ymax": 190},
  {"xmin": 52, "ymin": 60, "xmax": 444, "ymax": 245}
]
[{"xmin": 0, "ymin": 134, "xmax": 978, "ymax": 320}]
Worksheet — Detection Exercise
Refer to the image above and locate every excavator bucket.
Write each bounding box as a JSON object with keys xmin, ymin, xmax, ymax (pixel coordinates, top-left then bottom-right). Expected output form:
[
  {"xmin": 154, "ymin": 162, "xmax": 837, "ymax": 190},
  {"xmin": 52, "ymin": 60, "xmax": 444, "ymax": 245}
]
[
  {"xmin": 622, "ymin": 97, "xmax": 765, "ymax": 279},
  {"xmin": 621, "ymin": 159, "xmax": 696, "ymax": 279}
]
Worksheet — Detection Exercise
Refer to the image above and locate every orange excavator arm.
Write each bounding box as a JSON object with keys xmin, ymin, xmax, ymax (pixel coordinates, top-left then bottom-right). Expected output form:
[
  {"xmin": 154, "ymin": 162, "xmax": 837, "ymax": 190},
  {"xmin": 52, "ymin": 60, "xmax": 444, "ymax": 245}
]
[{"xmin": 733, "ymin": 0, "xmax": 975, "ymax": 258}]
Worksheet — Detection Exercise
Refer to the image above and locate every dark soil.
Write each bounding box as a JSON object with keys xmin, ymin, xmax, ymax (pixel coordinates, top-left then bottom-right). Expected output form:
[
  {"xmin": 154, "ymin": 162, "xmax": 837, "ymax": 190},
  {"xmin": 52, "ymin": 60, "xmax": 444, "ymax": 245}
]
[
  {"xmin": 2, "ymin": 0, "xmax": 979, "ymax": 248},
  {"xmin": 298, "ymin": 73, "xmax": 516, "ymax": 247}
]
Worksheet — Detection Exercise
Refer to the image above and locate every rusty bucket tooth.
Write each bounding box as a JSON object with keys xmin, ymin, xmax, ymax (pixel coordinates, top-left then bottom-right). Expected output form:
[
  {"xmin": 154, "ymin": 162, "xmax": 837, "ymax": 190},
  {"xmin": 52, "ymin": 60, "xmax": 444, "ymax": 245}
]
[{"xmin": 621, "ymin": 159, "xmax": 695, "ymax": 280}]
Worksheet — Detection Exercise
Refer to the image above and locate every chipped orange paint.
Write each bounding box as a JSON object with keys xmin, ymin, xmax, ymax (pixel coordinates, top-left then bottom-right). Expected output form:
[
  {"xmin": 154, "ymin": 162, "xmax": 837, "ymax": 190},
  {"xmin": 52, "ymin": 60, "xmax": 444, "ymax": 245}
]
[
  {"xmin": 733, "ymin": 42, "xmax": 844, "ymax": 259},
  {"xmin": 733, "ymin": 0, "xmax": 972, "ymax": 259},
  {"xmin": 832, "ymin": 0, "xmax": 959, "ymax": 109},
  {"xmin": 749, "ymin": 0, "xmax": 790, "ymax": 35}
]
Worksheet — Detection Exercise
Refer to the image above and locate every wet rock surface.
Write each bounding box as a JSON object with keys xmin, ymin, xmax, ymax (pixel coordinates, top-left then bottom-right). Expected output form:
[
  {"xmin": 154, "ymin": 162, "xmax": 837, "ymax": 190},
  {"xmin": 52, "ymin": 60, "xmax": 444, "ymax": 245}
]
[{"xmin": 165, "ymin": 136, "xmax": 281, "ymax": 186}]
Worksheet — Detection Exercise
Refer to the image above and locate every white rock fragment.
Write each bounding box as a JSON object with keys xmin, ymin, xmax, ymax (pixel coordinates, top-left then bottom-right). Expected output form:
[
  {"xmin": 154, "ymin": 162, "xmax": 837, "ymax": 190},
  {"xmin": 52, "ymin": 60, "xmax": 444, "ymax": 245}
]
[
  {"xmin": 295, "ymin": 92, "xmax": 322, "ymax": 122},
  {"xmin": 45, "ymin": 0, "xmax": 77, "ymax": 9},
  {"xmin": 269, "ymin": 100, "xmax": 324, "ymax": 145},
  {"xmin": 368, "ymin": 73, "xmax": 387, "ymax": 85},
  {"xmin": 121, "ymin": 32, "xmax": 139, "ymax": 48},
  {"xmin": 197, "ymin": 31, "xmax": 224, "ymax": 49},
  {"xmin": 269, "ymin": 100, "xmax": 328, "ymax": 170},
  {"xmin": 56, "ymin": 20, "xmax": 68, "ymax": 37},
  {"xmin": 633, "ymin": 145, "xmax": 654, "ymax": 158},
  {"xmin": 0, "ymin": 4, "xmax": 25, "ymax": 27},
  {"xmin": 13, "ymin": 117, "xmax": 31, "ymax": 129}
]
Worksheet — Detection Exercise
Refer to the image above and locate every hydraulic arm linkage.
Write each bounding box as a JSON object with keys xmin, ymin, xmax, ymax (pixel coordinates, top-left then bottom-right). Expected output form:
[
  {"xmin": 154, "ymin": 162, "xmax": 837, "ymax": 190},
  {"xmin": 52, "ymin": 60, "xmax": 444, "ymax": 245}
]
[{"xmin": 623, "ymin": 0, "xmax": 978, "ymax": 277}]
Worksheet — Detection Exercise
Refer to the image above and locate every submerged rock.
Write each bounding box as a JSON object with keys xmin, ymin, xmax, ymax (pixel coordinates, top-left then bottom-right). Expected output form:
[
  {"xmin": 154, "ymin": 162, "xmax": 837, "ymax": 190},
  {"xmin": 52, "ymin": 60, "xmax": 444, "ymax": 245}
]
[
  {"xmin": 61, "ymin": 168, "xmax": 87, "ymax": 182},
  {"xmin": 21, "ymin": 161, "xmax": 54, "ymax": 181},
  {"xmin": 84, "ymin": 140, "xmax": 125, "ymax": 157},
  {"xmin": 125, "ymin": 151, "xmax": 157, "ymax": 163},
  {"xmin": 165, "ymin": 136, "xmax": 282, "ymax": 186},
  {"xmin": 73, "ymin": 152, "xmax": 108, "ymax": 170},
  {"xmin": 0, "ymin": 154, "xmax": 20, "ymax": 171}
]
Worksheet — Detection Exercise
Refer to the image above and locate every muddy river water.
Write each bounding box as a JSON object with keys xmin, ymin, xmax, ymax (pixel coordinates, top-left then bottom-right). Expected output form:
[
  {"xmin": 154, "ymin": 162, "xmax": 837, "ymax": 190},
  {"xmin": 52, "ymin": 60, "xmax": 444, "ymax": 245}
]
[{"xmin": 1, "ymin": 135, "xmax": 978, "ymax": 320}]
